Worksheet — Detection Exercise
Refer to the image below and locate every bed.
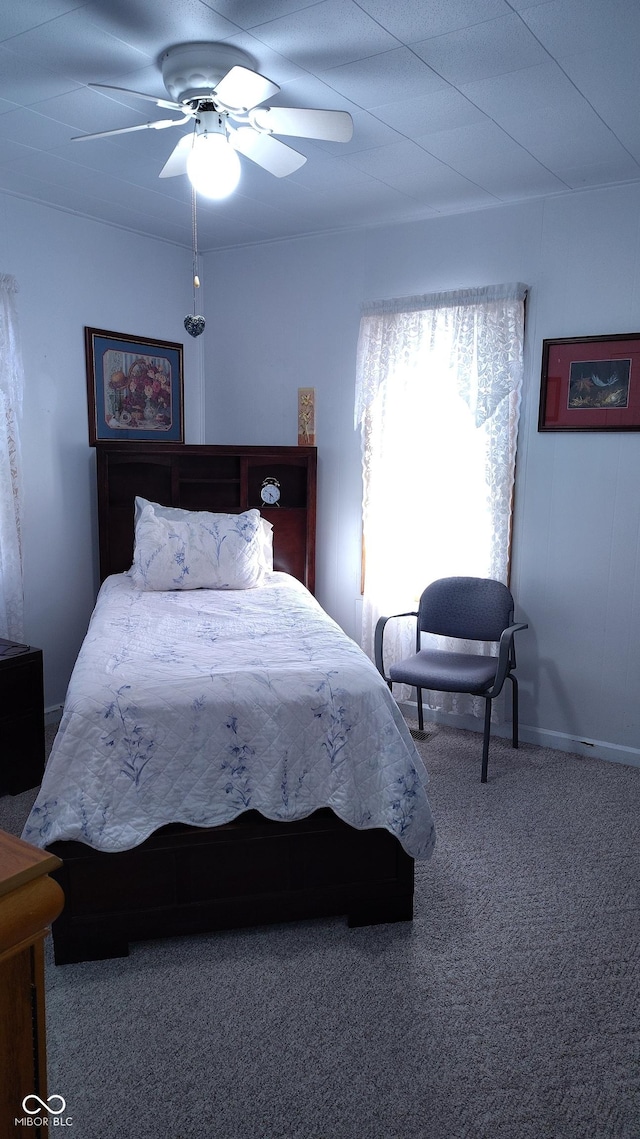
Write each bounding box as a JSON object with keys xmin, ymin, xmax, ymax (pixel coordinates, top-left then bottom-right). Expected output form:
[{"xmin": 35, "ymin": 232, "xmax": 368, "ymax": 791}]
[{"xmin": 24, "ymin": 443, "xmax": 435, "ymax": 964}]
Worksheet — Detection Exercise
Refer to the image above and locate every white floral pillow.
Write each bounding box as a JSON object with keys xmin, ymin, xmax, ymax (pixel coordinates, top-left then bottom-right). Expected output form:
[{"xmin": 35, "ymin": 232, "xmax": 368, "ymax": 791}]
[
  {"xmin": 132, "ymin": 497, "xmax": 274, "ymax": 571},
  {"xmin": 130, "ymin": 498, "xmax": 266, "ymax": 590}
]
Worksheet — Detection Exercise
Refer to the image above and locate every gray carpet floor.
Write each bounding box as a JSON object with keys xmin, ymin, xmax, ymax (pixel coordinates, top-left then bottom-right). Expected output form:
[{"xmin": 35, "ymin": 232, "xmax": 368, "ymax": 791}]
[{"xmin": 2, "ymin": 722, "xmax": 639, "ymax": 1139}]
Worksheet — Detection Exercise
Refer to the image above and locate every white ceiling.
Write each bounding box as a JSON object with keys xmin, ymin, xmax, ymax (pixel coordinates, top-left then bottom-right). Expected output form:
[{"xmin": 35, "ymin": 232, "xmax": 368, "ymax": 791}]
[{"xmin": 0, "ymin": 0, "xmax": 638, "ymax": 252}]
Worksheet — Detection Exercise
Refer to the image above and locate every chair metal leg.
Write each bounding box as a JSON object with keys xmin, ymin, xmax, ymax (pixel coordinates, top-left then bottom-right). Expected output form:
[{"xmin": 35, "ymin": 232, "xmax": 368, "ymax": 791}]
[
  {"xmin": 510, "ymin": 674, "xmax": 519, "ymax": 749},
  {"xmin": 416, "ymin": 687, "xmax": 424, "ymax": 732},
  {"xmin": 481, "ymin": 698, "xmax": 491, "ymax": 783}
]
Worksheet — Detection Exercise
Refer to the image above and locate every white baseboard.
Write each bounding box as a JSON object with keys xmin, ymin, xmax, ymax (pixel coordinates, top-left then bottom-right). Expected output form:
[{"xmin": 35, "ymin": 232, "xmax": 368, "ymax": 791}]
[
  {"xmin": 397, "ymin": 700, "xmax": 640, "ymax": 770},
  {"xmin": 45, "ymin": 704, "xmax": 64, "ymax": 727},
  {"xmin": 517, "ymin": 726, "xmax": 640, "ymax": 768}
]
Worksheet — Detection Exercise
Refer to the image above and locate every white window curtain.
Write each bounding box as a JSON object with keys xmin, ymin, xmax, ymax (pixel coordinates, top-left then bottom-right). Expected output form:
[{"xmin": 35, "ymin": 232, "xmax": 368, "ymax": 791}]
[
  {"xmin": 0, "ymin": 273, "xmax": 25, "ymax": 641},
  {"xmin": 355, "ymin": 282, "xmax": 527, "ymax": 719}
]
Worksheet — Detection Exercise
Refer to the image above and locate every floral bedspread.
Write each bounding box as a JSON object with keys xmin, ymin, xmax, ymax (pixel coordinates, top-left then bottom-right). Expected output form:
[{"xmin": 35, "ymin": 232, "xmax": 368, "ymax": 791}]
[{"xmin": 23, "ymin": 572, "xmax": 436, "ymax": 859}]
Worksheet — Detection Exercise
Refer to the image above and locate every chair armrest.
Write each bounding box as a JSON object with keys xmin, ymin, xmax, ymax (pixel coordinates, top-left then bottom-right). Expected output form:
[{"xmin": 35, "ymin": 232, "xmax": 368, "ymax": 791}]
[
  {"xmin": 486, "ymin": 622, "xmax": 528, "ymax": 697},
  {"xmin": 374, "ymin": 612, "xmax": 417, "ymax": 680}
]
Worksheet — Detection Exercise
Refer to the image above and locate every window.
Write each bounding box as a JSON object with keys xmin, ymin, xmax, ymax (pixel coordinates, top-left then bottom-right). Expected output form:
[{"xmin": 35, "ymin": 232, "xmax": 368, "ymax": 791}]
[{"xmin": 355, "ymin": 282, "xmax": 527, "ymax": 716}]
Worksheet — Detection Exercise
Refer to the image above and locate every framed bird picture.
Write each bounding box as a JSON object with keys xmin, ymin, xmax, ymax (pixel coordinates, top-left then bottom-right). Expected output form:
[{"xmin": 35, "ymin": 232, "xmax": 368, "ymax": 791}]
[{"xmin": 539, "ymin": 333, "xmax": 640, "ymax": 431}]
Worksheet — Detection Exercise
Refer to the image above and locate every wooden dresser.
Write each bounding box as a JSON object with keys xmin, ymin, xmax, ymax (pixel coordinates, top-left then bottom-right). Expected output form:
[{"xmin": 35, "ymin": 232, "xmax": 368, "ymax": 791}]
[{"xmin": 0, "ymin": 830, "xmax": 64, "ymax": 1127}]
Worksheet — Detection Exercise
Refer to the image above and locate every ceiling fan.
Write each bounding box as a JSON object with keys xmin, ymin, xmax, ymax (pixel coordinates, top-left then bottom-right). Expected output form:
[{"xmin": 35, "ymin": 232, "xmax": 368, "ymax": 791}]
[{"xmin": 73, "ymin": 42, "xmax": 354, "ymax": 192}]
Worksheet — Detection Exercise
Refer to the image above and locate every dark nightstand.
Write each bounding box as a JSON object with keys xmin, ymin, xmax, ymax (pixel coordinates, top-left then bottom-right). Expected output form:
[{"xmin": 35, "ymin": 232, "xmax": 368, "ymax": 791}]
[{"xmin": 0, "ymin": 639, "xmax": 46, "ymax": 795}]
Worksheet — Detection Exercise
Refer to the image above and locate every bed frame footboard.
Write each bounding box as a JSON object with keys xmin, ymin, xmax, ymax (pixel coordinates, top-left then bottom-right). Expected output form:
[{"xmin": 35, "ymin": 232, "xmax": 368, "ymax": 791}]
[{"xmin": 48, "ymin": 809, "xmax": 414, "ymax": 965}]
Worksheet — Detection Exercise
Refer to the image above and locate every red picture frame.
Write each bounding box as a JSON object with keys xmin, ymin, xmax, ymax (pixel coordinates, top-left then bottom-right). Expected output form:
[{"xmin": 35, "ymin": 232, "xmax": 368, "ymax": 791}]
[{"xmin": 539, "ymin": 333, "xmax": 640, "ymax": 431}]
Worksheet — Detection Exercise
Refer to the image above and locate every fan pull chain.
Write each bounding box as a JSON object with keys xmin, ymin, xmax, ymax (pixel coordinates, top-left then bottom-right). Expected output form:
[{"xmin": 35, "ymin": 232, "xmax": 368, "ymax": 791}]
[
  {"xmin": 184, "ymin": 185, "xmax": 205, "ymax": 337},
  {"xmin": 192, "ymin": 185, "xmax": 200, "ymax": 300}
]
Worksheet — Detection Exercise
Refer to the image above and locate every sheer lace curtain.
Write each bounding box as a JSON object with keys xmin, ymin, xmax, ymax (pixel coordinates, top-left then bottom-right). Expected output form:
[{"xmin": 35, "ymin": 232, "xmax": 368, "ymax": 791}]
[
  {"xmin": 355, "ymin": 282, "xmax": 527, "ymax": 717},
  {"xmin": 0, "ymin": 273, "xmax": 25, "ymax": 640}
]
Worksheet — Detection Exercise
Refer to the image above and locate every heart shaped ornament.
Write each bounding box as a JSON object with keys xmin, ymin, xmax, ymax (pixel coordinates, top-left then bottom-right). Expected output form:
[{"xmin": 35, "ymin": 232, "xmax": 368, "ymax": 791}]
[{"xmin": 184, "ymin": 314, "xmax": 205, "ymax": 338}]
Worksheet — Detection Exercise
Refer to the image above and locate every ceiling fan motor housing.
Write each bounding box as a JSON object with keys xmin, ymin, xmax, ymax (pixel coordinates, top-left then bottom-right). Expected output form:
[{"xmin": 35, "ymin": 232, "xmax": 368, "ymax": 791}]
[{"xmin": 160, "ymin": 42, "xmax": 256, "ymax": 103}]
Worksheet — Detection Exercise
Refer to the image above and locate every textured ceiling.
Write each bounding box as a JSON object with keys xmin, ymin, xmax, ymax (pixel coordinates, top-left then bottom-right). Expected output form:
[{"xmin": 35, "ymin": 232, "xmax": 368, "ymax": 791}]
[{"xmin": 0, "ymin": 0, "xmax": 638, "ymax": 251}]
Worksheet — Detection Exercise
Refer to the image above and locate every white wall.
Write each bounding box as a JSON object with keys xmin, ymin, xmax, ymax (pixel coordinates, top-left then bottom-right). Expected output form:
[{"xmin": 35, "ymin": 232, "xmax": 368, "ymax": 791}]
[
  {"xmin": 0, "ymin": 194, "xmax": 201, "ymax": 712},
  {"xmin": 205, "ymin": 185, "xmax": 640, "ymax": 767}
]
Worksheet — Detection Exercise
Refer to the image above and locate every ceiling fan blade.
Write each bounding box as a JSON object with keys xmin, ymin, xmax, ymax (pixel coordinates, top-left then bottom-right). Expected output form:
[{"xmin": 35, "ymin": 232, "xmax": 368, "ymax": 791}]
[
  {"xmin": 214, "ymin": 65, "xmax": 279, "ymax": 112},
  {"xmin": 158, "ymin": 133, "xmax": 195, "ymax": 179},
  {"xmin": 251, "ymin": 106, "xmax": 353, "ymax": 142},
  {"xmin": 229, "ymin": 127, "xmax": 306, "ymax": 177},
  {"xmin": 89, "ymin": 83, "xmax": 184, "ymax": 113},
  {"xmin": 72, "ymin": 117, "xmax": 189, "ymax": 142}
]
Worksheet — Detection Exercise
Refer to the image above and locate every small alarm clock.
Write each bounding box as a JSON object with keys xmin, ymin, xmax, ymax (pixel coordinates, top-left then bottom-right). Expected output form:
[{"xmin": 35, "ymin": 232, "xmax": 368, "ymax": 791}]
[{"xmin": 260, "ymin": 476, "xmax": 281, "ymax": 507}]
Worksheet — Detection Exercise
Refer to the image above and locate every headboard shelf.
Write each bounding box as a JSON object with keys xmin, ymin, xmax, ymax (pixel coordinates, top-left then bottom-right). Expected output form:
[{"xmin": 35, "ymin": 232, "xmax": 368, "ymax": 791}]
[{"xmin": 95, "ymin": 443, "xmax": 317, "ymax": 592}]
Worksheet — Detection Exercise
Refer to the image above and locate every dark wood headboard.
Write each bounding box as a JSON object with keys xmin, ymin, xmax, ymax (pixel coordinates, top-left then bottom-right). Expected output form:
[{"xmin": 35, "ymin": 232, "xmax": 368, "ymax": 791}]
[{"xmin": 95, "ymin": 443, "xmax": 317, "ymax": 593}]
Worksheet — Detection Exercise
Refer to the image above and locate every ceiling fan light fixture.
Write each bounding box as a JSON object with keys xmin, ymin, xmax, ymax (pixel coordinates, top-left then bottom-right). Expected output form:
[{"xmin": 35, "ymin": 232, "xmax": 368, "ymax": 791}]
[
  {"xmin": 186, "ymin": 131, "xmax": 241, "ymax": 199},
  {"xmin": 79, "ymin": 42, "xmax": 354, "ymax": 189}
]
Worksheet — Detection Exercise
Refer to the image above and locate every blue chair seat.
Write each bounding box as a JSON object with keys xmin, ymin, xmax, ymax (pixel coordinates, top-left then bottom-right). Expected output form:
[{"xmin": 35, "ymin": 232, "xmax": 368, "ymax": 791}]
[{"xmin": 389, "ymin": 650, "xmax": 498, "ymax": 694}]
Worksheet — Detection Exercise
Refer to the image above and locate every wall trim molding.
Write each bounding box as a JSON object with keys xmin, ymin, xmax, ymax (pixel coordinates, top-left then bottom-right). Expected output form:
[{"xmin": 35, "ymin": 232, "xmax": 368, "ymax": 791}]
[
  {"xmin": 397, "ymin": 701, "xmax": 640, "ymax": 770},
  {"xmin": 45, "ymin": 705, "xmax": 64, "ymax": 727},
  {"xmin": 518, "ymin": 725, "xmax": 640, "ymax": 769}
]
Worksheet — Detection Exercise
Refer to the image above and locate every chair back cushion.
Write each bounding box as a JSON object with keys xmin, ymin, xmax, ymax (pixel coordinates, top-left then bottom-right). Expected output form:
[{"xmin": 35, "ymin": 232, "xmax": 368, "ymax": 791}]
[{"xmin": 418, "ymin": 577, "xmax": 514, "ymax": 642}]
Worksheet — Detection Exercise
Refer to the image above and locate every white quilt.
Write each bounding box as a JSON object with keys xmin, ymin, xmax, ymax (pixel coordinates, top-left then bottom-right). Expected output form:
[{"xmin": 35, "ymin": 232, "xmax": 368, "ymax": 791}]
[{"xmin": 23, "ymin": 572, "xmax": 436, "ymax": 859}]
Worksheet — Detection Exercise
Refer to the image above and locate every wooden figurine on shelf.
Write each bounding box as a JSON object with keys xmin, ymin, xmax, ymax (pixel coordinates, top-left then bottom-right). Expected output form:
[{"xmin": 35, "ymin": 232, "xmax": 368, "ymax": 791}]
[{"xmin": 297, "ymin": 387, "xmax": 316, "ymax": 446}]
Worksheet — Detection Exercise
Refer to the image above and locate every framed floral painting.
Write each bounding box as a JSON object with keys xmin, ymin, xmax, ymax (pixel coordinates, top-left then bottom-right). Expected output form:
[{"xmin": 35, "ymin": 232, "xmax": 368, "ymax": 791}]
[{"xmin": 85, "ymin": 327, "xmax": 184, "ymax": 445}]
